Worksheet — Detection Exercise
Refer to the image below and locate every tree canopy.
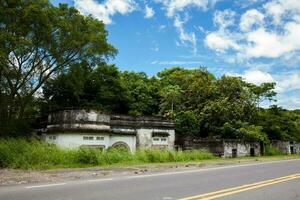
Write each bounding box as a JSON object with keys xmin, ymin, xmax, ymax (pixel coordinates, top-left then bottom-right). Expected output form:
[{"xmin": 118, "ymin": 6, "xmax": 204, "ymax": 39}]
[
  {"xmin": 0, "ymin": 1, "xmax": 299, "ymax": 142},
  {"xmin": 0, "ymin": 0, "xmax": 116, "ymax": 136}
]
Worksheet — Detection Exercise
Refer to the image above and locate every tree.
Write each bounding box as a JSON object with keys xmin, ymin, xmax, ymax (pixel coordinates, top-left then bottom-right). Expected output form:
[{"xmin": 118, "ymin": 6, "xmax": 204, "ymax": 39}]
[
  {"xmin": 258, "ymin": 106, "xmax": 300, "ymax": 141},
  {"xmin": 159, "ymin": 85, "xmax": 182, "ymax": 117},
  {"xmin": 199, "ymin": 76, "xmax": 257, "ymax": 138},
  {"xmin": 120, "ymin": 71, "xmax": 160, "ymax": 116},
  {"xmin": 0, "ymin": 1, "xmax": 116, "ymax": 135},
  {"xmin": 43, "ymin": 62, "xmax": 92, "ymax": 110},
  {"xmin": 247, "ymin": 82, "xmax": 277, "ymax": 107},
  {"xmin": 44, "ymin": 63, "xmax": 127, "ymax": 113},
  {"xmin": 175, "ymin": 111, "xmax": 199, "ymax": 137}
]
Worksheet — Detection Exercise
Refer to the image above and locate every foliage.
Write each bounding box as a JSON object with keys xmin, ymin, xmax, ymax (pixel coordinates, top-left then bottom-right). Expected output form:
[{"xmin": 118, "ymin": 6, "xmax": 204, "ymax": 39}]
[
  {"xmin": 265, "ymin": 145, "xmax": 285, "ymax": 156},
  {"xmin": 0, "ymin": 139, "xmax": 214, "ymax": 169},
  {"xmin": 258, "ymin": 106, "xmax": 300, "ymax": 141},
  {"xmin": 0, "ymin": 1, "xmax": 299, "ymax": 143},
  {"xmin": 0, "ymin": 0, "xmax": 116, "ymax": 136},
  {"xmin": 159, "ymin": 85, "xmax": 182, "ymax": 117},
  {"xmin": 120, "ymin": 71, "xmax": 160, "ymax": 116},
  {"xmin": 175, "ymin": 111, "xmax": 199, "ymax": 136}
]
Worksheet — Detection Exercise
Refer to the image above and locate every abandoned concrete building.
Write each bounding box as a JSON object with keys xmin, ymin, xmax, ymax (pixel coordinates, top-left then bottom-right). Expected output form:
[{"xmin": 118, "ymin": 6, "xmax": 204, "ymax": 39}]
[
  {"xmin": 271, "ymin": 140, "xmax": 300, "ymax": 154},
  {"xmin": 43, "ymin": 109, "xmax": 175, "ymax": 152},
  {"xmin": 179, "ymin": 137, "xmax": 262, "ymax": 157}
]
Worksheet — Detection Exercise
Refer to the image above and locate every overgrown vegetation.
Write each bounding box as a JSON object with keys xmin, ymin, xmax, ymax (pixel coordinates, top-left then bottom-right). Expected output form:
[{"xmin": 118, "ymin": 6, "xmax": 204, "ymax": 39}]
[
  {"xmin": 0, "ymin": 139, "xmax": 214, "ymax": 169},
  {"xmin": 264, "ymin": 145, "xmax": 285, "ymax": 156},
  {"xmin": 0, "ymin": 1, "xmax": 299, "ymax": 144}
]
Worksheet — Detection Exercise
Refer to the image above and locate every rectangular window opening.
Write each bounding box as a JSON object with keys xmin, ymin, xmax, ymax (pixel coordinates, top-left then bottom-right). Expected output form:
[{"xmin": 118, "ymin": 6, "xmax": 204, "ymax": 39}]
[
  {"xmin": 96, "ymin": 136, "xmax": 104, "ymax": 140},
  {"xmin": 83, "ymin": 136, "xmax": 94, "ymax": 140}
]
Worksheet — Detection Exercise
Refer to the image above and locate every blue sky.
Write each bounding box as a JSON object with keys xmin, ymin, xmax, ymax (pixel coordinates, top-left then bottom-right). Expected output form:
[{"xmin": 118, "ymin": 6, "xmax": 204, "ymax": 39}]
[{"xmin": 50, "ymin": 0, "xmax": 300, "ymax": 109}]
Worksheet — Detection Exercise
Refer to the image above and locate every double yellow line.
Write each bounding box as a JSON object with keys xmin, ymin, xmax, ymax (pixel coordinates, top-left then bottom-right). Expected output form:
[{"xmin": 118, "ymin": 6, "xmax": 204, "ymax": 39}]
[{"xmin": 180, "ymin": 173, "xmax": 300, "ymax": 200}]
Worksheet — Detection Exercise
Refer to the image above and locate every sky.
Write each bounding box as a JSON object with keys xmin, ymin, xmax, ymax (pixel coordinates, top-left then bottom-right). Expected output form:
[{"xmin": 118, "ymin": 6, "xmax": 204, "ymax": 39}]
[{"xmin": 50, "ymin": 0, "xmax": 300, "ymax": 109}]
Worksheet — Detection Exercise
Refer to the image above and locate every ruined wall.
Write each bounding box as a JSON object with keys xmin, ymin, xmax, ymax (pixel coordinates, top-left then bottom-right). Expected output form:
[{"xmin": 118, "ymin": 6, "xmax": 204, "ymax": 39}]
[
  {"xmin": 272, "ymin": 141, "xmax": 300, "ymax": 154},
  {"xmin": 44, "ymin": 132, "xmax": 136, "ymax": 152},
  {"xmin": 47, "ymin": 110, "xmax": 110, "ymax": 132},
  {"xmin": 179, "ymin": 138, "xmax": 260, "ymax": 157},
  {"xmin": 111, "ymin": 115, "xmax": 175, "ymax": 150},
  {"xmin": 223, "ymin": 141, "xmax": 260, "ymax": 157},
  {"xmin": 294, "ymin": 142, "xmax": 300, "ymax": 154},
  {"xmin": 180, "ymin": 138, "xmax": 224, "ymax": 157},
  {"xmin": 136, "ymin": 128, "xmax": 175, "ymax": 150},
  {"xmin": 45, "ymin": 109, "xmax": 175, "ymax": 151}
]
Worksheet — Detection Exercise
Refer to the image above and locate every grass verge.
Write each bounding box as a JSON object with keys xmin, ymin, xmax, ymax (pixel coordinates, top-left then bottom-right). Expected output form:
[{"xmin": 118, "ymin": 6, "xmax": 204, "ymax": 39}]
[
  {"xmin": 0, "ymin": 139, "xmax": 214, "ymax": 169},
  {"xmin": 1, "ymin": 139, "xmax": 299, "ymax": 170}
]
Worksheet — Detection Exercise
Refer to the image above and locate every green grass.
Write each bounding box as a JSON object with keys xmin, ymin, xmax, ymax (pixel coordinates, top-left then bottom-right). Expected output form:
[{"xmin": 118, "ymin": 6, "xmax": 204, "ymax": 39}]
[
  {"xmin": 0, "ymin": 139, "xmax": 214, "ymax": 169},
  {"xmin": 264, "ymin": 145, "xmax": 285, "ymax": 156},
  {"xmin": 1, "ymin": 139, "xmax": 299, "ymax": 170}
]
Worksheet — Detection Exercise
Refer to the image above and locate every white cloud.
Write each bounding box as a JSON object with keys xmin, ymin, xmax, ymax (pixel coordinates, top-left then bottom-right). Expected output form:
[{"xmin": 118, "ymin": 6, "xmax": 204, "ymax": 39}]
[
  {"xmin": 205, "ymin": 10, "xmax": 239, "ymax": 52},
  {"xmin": 144, "ymin": 5, "xmax": 155, "ymax": 18},
  {"xmin": 156, "ymin": 0, "xmax": 209, "ymax": 17},
  {"xmin": 213, "ymin": 9, "xmax": 236, "ymax": 30},
  {"xmin": 205, "ymin": 0, "xmax": 300, "ymax": 61},
  {"xmin": 275, "ymin": 72, "xmax": 300, "ymax": 92},
  {"xmin": 74, "ymin": 0, "xmax": 137, "ymax": 24},
  {"xmin": 174, "ymin": 16, "xmax": 197, "ymax": 54},
  {"xmin": 264, "ymin": 0, "xmax": 300, "ymax": 25},
  {"xmin": 241, "ymin": 70, "xmax": 274, "ymax": 85},
  {"xmin": 205, "ymin": 32, "xmax": 238, "ymax": 52},
  {"xmin": 240, "ymin": 9, "xmax": 264, "ymax": 31}
]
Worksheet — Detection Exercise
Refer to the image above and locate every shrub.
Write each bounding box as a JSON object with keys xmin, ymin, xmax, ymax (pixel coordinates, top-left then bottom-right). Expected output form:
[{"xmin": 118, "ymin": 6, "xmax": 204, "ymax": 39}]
[
  {"xmin": 76, "ymin": 147, "xmax": 99, "ymax": 165},
  {"xmin": 265, "ymin": 145, "xmax": 285, "ymax": 156},
  {"xmin": 0, "ymin": 138, "xmax": 215, "ymax": 169}
]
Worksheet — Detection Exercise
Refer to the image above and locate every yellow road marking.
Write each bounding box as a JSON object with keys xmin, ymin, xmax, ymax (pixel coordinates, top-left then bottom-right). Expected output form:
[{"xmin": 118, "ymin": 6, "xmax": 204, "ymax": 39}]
[{"xmin": 180, "ymin": 173, "xmax": 300, "ymax": 200}]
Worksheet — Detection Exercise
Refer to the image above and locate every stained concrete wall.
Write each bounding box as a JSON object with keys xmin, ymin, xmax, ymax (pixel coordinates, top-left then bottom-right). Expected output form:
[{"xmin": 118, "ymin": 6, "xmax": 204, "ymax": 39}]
[
  {"xmin": 179, "ymin": 138, "xmax": 260, "ymax": 157},
  {"xmin": 224, "ymin": 141, "xmax": 260, "ymax": 157},
  {"xmin": 45, "ymin": 109, "xmax": 175, "ymax": 151},
  {"xmin": 181, "ymin": 138, "xmax": 224, "ymax": 156},
  {"xmin": 271, "ymin": 141, "xmax": 300, "ymax": 154},
  {"xmin": 43, "ymin": 133, "xmax": 136, "ymax": 152},
  {"xmin": 136, "ymin": 128, "xmax": 175, "ymax": 150}
]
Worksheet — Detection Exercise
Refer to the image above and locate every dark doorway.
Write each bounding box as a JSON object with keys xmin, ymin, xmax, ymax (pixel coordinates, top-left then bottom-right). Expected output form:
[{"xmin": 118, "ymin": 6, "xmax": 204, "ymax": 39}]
[
  {"xmin": 290, "ymin": 146, "xmax": 294, "ymax": 154},
  {"xmin": 232, "ymin": 149, "xmax": 237, "ymax": 158},
  {"xmin": 260, "ymin": 141, "xmax": 264, "ymax": 156},
  {"xmin": 250, "ymin": 148, "xmax": 255, "ymax": 157}
]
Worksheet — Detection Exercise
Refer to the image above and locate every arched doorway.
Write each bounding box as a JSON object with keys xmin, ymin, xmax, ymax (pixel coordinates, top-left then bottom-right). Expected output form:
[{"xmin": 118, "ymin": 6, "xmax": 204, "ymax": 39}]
[{"xmin": 111, "ymin": 142, "xmax": 130, "ymax": 151}]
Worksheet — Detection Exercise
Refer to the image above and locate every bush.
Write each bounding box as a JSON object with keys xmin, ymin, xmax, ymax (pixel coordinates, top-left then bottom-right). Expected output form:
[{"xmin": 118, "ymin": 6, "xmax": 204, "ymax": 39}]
[
  {"xmin": 0, "ymin": 139, "xmax": 215, "ymax": 169},
  {"xmin": 265, "ymin": 145, "xmax": 285, "ymax": 156}
]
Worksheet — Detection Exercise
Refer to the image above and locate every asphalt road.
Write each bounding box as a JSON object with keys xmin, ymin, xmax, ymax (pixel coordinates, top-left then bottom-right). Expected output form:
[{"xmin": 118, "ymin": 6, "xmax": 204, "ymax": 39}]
[{"xmin": 1, "ymin": 159, "xmax": 300, "ymax": 200}]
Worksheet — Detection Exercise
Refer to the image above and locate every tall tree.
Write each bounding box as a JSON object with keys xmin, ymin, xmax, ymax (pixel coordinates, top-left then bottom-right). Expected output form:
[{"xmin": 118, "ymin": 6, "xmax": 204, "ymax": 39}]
[
  {"xmin": 0, "ymin": 1, "xmax": 116, "ymax": 135},
  {"xmin": 120, "ymin": 71, "xmax": 160, "ymax": 116}
]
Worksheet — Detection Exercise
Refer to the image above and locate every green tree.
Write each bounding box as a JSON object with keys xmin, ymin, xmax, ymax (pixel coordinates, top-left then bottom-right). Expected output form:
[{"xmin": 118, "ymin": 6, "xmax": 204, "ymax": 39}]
[
  {"xmin": 258, "ymin": 106, "xmax": 300, "ymax": 141},
  {"xmin": 120, "ymin": 71, "xmax": 159, "ymax": 116},
  {"xmin": 175, "ymin": 111, "xmax": 199, "ymax": 137},
  {"xmin": 0, "ymin": 1, "xmax": 116, "ymax": 135},
  {"xmin": 247, "ymin": 82, "xmax": 277, "ymax": 107},
  {"xmin": 159, "ymin": 85, "xmax": 182, "ymax": 117}
]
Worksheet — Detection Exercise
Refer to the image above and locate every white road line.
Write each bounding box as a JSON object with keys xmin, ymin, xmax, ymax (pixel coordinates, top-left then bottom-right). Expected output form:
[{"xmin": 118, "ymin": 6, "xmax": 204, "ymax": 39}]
[
  {"xmin": 87, "ymin": 178, "xmax": 114, "ymax": 182},
  {"xmin": 125, "ymin": 159, "xmax": 300, "ymax": 179},
  {"xmin": 25, "ymin": 183, "xmax": 66, "ymax": 189}
]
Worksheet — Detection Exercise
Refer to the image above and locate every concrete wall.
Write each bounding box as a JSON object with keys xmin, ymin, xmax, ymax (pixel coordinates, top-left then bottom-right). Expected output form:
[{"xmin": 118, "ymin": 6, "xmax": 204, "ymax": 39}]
[
  {"xmin": 43, "ymin": 133, "xmax": 136, "ymax": 152},
  {"xmin": 45, "ymin": 109, "xmax": 176, "ymax": 151},
  {"xmin": 180, "ymin": 138, "xmax": 224, "ymax": 156},
  {"xmin": 272, "ymin": 141, "xmax": 300, "ymax": 154},
  {"xmin": 136, "ymin": 128, "xmax": 175, "ymax": 150},
  {"xmin": 179, "ymin": 137, "xmax": 260, "ymax": 157},
  {"xmin": 223, "ymin": 142, "xmax": 260, "ymax": 157},
  {"xmin": 47, "ymin": 110, "xmax": 110, "ymax": 132}
]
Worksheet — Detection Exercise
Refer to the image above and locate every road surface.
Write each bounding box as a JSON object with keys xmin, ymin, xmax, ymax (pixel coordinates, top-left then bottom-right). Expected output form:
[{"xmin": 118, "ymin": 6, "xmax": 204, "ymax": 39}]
[{"xmin": 1, "ymin": 159, "xmax": 300, "ymax": 200}]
